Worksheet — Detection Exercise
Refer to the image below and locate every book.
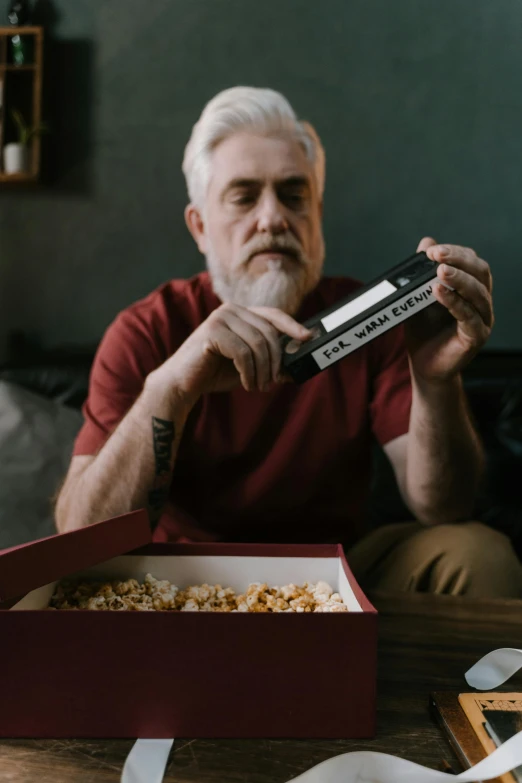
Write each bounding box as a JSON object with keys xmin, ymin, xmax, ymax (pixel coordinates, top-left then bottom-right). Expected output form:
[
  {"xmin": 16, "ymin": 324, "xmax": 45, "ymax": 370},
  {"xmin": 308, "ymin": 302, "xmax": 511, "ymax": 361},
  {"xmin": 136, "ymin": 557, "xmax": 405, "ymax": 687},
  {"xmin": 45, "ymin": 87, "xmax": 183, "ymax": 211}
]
[
  {"xmin": 431, "ymin": 691, "xmax": 522, "ymax": 783},
  {"xmin": 485, "ymin": 711, "xmax": 522, "ymax": 783}
]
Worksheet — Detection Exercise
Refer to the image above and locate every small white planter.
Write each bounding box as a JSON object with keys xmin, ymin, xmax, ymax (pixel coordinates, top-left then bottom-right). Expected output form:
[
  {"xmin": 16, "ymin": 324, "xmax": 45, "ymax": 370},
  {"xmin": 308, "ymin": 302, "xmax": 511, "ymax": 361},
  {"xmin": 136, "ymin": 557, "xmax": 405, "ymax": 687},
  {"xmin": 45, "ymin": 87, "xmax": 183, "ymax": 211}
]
[{"xmin": 3, "ymin": 143, "xmax": 29, "ymax": 175}]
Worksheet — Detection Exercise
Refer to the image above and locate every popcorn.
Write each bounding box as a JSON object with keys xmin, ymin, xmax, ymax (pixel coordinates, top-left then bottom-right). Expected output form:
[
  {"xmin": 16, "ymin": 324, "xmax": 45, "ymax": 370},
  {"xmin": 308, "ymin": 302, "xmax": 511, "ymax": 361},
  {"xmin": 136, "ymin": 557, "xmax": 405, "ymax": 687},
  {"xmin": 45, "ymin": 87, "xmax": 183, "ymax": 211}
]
[
  {"xmin": 50, "ymin": 576, "xmax": 348, "ymax": 613},
  {"xmin": 311, "ymin": 580, "xmax": 334, "ymax": 603},
  {"xmin": 181, "ymin": 599, "xmax": 200, "ymax": 612}
]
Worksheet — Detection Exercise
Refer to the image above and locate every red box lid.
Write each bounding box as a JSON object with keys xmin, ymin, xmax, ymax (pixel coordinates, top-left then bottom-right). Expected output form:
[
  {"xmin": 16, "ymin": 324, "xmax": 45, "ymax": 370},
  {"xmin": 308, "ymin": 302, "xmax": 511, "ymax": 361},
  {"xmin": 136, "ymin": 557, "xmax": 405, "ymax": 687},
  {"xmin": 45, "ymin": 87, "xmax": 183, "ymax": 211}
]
[{"xmin": 0, "ymin": 509, "xmax": 151, "ymax": 602}]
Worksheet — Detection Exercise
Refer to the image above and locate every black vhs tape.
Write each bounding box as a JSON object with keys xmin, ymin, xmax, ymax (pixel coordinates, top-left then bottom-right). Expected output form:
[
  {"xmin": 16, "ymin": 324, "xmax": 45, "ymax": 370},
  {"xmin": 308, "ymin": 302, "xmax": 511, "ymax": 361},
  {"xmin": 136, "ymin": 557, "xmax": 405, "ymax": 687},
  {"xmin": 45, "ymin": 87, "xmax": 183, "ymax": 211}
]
[{"xmin": 282, "ymin": 251, "xmax": 441, "ymax": 384}]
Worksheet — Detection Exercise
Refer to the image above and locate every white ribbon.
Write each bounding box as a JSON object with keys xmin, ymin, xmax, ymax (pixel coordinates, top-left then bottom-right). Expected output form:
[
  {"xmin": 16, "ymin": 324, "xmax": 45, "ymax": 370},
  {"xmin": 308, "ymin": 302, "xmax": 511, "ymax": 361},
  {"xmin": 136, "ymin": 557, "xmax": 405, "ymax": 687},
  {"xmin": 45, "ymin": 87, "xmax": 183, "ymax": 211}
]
[
  {"xmin": 465, "ymin": 648, "xmax": 522, "ymax": 690},
  {"xmin": 121, "ymin": 739, "xmax": 174, "ymax": 783},
  {"xmin": 287, "ymin": 734, "xmax": 522, "ymax": 782},
  {"xmin": 120, "ymin": 647, "xmax": 522, "ymax": 783}
]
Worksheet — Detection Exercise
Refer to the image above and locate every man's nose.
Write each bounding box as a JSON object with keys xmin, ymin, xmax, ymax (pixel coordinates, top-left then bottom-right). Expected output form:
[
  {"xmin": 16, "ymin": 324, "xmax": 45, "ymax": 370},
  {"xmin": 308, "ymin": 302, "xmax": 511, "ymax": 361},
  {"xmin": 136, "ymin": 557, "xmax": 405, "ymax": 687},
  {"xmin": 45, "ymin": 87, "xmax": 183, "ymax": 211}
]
[{"xmin": 256, "ymin": 192, "xmax": 288, "ymax": 234}]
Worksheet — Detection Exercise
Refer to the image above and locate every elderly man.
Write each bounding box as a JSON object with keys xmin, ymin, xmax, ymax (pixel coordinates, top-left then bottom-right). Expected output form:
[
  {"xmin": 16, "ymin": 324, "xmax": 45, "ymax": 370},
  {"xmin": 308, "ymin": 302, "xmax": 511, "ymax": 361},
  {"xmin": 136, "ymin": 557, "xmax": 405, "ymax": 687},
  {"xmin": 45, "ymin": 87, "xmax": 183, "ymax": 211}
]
[{"xmin": 55, "ymin": 86, "xmax": 522, "ymax": 597}]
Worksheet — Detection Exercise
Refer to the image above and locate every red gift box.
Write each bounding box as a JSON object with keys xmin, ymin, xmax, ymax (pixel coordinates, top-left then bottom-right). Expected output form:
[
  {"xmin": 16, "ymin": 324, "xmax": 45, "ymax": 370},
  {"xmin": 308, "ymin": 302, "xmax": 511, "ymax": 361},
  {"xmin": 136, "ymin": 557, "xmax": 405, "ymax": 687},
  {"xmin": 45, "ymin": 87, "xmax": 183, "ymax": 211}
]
[{"xmin": 0, "ymin": 510, "xmax": 377, "ymax": 738}]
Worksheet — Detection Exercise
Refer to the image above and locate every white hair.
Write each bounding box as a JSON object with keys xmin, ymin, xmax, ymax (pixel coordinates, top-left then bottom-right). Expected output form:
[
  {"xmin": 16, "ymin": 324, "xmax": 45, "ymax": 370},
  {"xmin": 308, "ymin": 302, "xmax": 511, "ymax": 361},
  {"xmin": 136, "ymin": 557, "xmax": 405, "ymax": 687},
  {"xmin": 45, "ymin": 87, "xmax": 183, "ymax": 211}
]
[{"xmin": 182, "ymin": 86, "xmax": 325, "ymax": 207}]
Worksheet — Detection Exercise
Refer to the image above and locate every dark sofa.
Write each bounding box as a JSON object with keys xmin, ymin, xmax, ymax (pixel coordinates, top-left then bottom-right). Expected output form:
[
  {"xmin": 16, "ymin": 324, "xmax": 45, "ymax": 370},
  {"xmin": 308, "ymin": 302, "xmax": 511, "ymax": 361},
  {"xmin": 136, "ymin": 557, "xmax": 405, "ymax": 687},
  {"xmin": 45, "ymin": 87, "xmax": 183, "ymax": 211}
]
[{"xmin": 1, "ymin": 334, "xmax": 521, "ymax": 555}]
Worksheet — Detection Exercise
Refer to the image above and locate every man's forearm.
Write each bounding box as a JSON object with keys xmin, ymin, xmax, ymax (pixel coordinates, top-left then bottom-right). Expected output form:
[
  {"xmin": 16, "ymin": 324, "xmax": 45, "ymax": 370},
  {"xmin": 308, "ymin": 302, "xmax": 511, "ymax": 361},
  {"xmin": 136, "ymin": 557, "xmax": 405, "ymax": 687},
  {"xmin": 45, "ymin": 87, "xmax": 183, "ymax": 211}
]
[
  {"xmin": 55, "ymin": 374, "xmax": 193, "ymax": 533},
  {"xmin": 405, "ymin": 372, "xmax": 484, "ymax": 524}
]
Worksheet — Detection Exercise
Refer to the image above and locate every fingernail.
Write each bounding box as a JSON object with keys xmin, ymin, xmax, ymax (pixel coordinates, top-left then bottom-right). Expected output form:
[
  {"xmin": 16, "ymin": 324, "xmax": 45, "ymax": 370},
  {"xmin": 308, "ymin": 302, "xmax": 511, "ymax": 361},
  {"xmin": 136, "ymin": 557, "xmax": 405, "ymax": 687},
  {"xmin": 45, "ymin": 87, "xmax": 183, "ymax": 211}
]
[
  {"xmin": 438, "ymin": 246, "xmax": 449, "ymax": 257},
  {"xmin": 441, "ymin": 263, "xmax": 454, "ymax": 277},
  {"xmin": 303, "ymin": 325, "xmax": 320, "ymax": 339}
]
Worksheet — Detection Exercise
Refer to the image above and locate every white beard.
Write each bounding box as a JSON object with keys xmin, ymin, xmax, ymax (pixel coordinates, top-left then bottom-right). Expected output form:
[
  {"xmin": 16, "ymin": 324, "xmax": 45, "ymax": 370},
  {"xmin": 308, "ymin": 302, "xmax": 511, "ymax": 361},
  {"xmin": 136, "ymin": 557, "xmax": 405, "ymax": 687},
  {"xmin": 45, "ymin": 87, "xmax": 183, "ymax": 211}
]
[{"xmin": 206, "ymin": 239, "xmax": 324, "ymax": 315}]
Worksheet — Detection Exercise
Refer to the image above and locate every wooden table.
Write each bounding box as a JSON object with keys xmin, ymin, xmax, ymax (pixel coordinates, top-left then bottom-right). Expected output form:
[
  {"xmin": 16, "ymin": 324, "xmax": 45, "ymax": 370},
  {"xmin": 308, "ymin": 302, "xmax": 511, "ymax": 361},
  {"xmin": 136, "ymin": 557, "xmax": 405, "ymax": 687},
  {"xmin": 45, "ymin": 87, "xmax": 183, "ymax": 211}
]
[{"xmin": 2, "ymin": 592, "xmax": 522, "ymax": 783}]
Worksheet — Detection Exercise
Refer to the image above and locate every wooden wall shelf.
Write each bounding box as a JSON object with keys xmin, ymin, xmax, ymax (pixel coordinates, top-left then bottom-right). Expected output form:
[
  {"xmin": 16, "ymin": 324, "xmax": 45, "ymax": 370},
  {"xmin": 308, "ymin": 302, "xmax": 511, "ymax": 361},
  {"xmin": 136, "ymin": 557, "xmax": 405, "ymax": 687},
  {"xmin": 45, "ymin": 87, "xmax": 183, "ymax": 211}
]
[
  {"xmin": 0, "ymin": 171, "xmax": 37, "ymax": 182},
  {"xmin": 1, "ymin": 65, "xmax": 37, "ymax": 71},
  {"xmin": 0, "ymin": 25, "xmax": 44, "ymax": 186}
]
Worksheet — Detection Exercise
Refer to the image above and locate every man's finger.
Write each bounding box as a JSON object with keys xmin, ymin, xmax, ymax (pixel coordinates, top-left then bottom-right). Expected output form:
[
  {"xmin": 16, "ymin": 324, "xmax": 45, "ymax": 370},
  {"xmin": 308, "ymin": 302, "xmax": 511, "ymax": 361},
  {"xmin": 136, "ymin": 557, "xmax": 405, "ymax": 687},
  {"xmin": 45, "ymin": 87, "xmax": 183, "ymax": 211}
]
[
  {"xmin": 237, "ymin": 309, "xmax": 284, "ymax": 385},
  {"xmin": 416, "ymin": 236, "xmax": 438, "ymax": 253},
  {"xmin": 432, "ymin": 284, "xmax": 490, "ymax": 348},
  {"xmin": 215, "ymin": 332, "xmax": 256, "ymax": 391},
  {"xmin": 426, "ymin": 245, "xmax": 492, "ymax": 291},
  {"xmin": 437, "ymin": 265, "xmax": 494, "ymax": 328},
  {"xmin": 249, "ymin": 306, "xmax": 313, "ymax": 340},
  {"xmin": 224, "ymin": 314, "xmax": 272, "ymax": 391}
]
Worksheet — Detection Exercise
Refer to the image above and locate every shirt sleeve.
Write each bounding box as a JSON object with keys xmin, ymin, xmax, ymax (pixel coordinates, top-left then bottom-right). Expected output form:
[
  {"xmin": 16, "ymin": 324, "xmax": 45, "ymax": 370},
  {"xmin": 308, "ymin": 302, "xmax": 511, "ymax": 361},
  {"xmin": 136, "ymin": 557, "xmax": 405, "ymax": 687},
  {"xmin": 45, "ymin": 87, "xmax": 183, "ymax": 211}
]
[
  {"xmin": 73, "ymin": 309, "xmax": 164, "ymax": 456},
  {"xmin": 368, "ymin": 324, "xmax": 412, "ymax": 446}
]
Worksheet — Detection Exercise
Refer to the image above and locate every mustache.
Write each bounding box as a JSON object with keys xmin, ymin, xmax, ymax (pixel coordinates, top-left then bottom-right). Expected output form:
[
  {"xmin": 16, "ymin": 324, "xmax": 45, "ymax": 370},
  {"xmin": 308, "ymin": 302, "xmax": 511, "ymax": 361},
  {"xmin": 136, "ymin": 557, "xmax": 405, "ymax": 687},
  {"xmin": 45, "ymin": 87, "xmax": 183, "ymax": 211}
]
[{"xmin": 237, "ymin": 234, "xmax": 307, "ymax": 268}]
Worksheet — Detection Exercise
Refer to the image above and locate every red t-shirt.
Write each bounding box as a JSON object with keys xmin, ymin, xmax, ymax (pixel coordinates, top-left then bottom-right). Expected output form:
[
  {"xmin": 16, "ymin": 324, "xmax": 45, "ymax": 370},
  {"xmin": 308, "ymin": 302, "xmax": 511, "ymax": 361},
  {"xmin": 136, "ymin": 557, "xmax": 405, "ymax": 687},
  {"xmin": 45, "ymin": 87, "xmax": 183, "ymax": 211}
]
[{"xmin": 73, "ymin": 272, "xmax": 412, "ymax": 546}]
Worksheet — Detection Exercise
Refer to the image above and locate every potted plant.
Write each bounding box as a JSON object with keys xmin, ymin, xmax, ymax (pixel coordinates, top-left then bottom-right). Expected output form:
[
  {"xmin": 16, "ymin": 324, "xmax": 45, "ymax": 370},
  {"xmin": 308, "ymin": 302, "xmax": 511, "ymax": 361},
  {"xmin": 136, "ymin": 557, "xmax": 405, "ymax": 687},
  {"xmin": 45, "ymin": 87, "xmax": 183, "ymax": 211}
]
[{"xmin": 3, "ymin": 108, "xmax": 48, "ymax": 175}]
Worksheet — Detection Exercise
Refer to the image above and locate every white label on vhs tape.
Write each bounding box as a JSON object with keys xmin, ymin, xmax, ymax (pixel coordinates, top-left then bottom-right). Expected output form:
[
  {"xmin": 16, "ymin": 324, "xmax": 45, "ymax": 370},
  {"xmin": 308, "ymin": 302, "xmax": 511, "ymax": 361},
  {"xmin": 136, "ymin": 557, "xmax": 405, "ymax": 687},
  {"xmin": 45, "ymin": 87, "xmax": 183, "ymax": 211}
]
[
  {"xmin": 321, "ymin": 279, "xmax": 397, "ymax": 332},
  {"xmin": 312, "ymin": 278, "xmax": 437, "ymax": 370}
]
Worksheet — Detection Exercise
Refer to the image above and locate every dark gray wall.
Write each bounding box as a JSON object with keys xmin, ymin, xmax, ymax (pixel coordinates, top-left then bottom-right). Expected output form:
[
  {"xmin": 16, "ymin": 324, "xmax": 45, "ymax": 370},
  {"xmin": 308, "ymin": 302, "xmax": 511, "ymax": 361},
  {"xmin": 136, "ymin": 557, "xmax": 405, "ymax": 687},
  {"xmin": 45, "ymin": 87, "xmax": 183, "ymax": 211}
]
[{"xmin": 1, "ymin": 0, "xmax": 521, "ymax": 357}]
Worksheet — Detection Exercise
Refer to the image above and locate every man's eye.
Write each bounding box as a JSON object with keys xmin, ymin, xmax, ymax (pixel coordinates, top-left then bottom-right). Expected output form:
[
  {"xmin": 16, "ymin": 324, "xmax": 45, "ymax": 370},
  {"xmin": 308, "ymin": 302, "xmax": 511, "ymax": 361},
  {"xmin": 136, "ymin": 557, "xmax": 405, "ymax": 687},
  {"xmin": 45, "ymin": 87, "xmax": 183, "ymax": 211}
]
[
  {"xmin": 283, "ymin": 193, "xmax": 306, "ymax": 207},
  {"xmin": 232, "ymin": 195, "xmax": 255, "ymax": 206}
]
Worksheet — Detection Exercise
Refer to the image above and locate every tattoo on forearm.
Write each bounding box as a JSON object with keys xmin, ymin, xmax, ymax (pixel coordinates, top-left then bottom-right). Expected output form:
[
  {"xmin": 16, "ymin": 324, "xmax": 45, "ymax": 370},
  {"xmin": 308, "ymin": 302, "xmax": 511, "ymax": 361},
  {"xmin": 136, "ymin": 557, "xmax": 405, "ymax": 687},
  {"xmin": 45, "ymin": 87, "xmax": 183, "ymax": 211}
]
[{"xmin": 147, "ymin": 417, "xmax": 175, "ymax": 527}]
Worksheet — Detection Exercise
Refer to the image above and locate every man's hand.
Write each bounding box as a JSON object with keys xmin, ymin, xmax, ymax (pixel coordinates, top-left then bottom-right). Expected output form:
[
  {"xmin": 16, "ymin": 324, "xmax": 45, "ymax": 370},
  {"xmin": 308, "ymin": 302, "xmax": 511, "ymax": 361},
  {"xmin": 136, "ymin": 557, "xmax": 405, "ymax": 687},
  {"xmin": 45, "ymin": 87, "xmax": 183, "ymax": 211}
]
[
  {"xmin": 149, "ymin": 303, "xmax": 312, "ymax": 404},
  {"xmin": 405, "ymin": 237, "xmax": 494, "ymax": 382}
]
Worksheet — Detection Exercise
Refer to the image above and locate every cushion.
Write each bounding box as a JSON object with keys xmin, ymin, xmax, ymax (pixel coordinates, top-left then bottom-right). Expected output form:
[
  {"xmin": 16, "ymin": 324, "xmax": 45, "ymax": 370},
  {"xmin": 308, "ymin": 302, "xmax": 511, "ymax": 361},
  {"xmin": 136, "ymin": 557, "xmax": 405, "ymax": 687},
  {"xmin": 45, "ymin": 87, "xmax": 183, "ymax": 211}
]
[{"xmin": 0, "ymin": 381, "xmax": 83, "ymax": 550}]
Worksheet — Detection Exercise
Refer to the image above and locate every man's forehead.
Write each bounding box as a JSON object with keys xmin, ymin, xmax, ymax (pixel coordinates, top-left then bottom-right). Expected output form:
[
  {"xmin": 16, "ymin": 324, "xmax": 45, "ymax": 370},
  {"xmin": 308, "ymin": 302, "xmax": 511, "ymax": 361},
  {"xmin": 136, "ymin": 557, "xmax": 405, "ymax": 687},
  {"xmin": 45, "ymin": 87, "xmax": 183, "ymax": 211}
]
[{"xmin": 210, "ymin": 131, "xmax": 313, "ymax": 189}]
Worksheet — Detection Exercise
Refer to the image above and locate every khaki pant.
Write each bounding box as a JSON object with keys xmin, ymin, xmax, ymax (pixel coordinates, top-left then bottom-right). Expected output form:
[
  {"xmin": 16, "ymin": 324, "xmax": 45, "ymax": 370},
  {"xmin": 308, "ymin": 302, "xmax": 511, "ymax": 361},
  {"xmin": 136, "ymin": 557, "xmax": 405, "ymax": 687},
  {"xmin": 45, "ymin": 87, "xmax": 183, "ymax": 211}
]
[{"xmin": 347, "ymin": 521, "xmax": 522, "ymax": 598}]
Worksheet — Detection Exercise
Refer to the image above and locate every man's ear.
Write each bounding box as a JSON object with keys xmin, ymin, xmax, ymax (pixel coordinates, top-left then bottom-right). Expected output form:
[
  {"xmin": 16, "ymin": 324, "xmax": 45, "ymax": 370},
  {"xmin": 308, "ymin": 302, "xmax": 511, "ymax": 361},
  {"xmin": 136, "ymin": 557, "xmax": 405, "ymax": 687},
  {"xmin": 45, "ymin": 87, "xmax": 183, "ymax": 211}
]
[{"xmin": 184, "ymin": 203, "xmax": 208, "ymax": 255}]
